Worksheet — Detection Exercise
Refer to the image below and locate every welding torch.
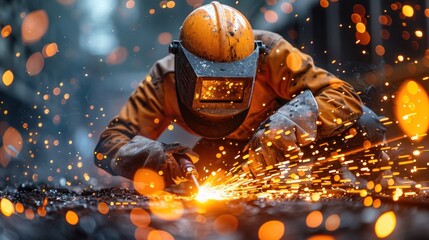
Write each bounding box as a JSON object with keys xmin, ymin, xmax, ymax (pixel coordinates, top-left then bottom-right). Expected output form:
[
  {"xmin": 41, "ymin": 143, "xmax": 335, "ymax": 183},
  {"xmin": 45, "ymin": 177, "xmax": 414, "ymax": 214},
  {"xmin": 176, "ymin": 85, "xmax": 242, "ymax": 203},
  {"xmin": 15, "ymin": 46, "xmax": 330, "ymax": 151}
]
[{"xmin": 178, "ymin": 157, "xmax": 200, "ymax": 190}]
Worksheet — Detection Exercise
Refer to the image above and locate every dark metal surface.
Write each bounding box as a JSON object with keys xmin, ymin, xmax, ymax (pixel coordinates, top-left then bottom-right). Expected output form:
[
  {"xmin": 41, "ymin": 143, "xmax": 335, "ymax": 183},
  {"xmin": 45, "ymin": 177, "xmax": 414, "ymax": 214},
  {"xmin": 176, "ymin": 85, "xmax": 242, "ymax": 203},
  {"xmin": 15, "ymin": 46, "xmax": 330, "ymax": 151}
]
[{"xmin": 1, "ymin": 182, "xmax": 429, "ymax": 240}]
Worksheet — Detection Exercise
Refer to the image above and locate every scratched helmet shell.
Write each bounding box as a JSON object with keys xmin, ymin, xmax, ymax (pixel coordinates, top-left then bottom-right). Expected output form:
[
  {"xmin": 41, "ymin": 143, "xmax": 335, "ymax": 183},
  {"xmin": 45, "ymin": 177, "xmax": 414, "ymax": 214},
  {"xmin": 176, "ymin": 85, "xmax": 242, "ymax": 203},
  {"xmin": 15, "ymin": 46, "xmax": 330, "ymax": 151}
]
[{"xmin": 179, "ymin": 1, "xmax": 255, "ymax": 62}]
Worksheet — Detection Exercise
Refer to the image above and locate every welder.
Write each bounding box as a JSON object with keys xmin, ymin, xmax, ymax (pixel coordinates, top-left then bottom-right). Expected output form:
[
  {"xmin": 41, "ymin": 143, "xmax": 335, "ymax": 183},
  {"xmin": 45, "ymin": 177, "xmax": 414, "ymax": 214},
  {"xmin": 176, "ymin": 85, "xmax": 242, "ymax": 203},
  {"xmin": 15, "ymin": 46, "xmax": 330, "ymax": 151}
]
[{"xmin": 94, "ymin": 2, "xmax": 386, "ymax": 188}]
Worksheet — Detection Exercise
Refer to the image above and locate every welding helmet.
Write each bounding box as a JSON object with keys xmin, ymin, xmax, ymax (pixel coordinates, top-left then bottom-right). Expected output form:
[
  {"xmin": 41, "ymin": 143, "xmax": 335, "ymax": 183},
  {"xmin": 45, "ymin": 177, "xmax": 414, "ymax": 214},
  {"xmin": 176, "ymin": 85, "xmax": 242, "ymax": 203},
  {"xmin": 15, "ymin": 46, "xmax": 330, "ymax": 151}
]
[{"xmin": 169, "ymin": 1, "xmax": 265, "ymax": 138}]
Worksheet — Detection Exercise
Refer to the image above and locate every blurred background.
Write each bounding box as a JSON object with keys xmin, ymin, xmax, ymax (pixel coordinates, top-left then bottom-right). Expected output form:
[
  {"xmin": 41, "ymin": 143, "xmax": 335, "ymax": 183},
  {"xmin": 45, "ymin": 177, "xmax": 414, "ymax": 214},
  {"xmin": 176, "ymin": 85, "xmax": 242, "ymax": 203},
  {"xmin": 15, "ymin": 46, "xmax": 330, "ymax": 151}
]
[{"xmin": 1, "ymin": 0, "xmax": 428, "ymax": 189}]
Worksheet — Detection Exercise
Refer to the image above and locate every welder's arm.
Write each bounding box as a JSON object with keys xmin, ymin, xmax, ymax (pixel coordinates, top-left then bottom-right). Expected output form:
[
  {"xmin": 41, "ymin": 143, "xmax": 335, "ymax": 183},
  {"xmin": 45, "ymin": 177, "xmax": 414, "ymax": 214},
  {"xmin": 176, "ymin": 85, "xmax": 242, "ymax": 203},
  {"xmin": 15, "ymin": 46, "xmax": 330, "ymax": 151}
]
[
  {"xmin": 247, "ymin": 90, "xmax": 318, "ymax": 170},
  {"xmin": 94, "ymin": 67, "xmax": 198, "ymax": 185},
  {"xmin": 266, "ymin": 38, "xmax": 363, "ymax": 139}
]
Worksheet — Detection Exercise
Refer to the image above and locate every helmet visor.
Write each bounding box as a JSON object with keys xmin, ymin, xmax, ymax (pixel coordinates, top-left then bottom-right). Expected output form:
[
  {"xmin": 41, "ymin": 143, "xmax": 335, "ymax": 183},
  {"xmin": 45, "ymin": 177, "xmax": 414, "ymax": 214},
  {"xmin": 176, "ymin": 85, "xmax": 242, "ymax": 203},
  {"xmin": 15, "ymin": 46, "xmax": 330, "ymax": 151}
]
[{"xmin": 170, "ymin": 40, "xmax": 264, "ymax": 137}]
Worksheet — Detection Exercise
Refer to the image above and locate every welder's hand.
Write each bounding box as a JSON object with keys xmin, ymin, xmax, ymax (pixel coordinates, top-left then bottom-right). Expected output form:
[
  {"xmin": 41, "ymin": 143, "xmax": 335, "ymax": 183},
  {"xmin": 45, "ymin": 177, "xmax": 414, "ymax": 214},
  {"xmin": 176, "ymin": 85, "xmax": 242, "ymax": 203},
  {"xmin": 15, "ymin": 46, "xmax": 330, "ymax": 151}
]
[
  {"xmin": 113, "ymin": 136, "xmax": 199, "ymax": 186},
  {"xmin": 247, "ymin": 90, "xmax": 318, "ymax": 175}
]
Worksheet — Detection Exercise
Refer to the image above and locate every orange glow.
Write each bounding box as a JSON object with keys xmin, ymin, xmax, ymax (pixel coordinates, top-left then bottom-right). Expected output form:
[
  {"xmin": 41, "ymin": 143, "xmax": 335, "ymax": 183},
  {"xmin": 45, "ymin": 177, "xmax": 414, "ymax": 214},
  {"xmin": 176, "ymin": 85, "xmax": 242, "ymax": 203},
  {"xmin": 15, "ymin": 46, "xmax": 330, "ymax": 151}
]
[
  {"xmin": 258, "ymin": 220, "xmax": 285, "ymax": 240},
  {"xmin": 325, "ymin": 214, "xmax": 340, "ymax": 231},
  {"xmin": 402, "ymin": 5, "xmax": 414, "ymax": 17},
  {"xmin": 213, "ymin": 214, "xmax": 238, "ymax": 235},
  {"xmin": 106, "ymin": 47, "xmax": 128, "ymax": 65},
  {"xmin": 166, "ymin": 1, "xmax": 175, "ymax": 9},
  {"xmin": 126, "ymin": 0, "xmax": 135, "ymax": 9},
  {"xmin": 135, "ymin": 227, "xmax": 154, "ymax": 240},
  {"xmin": 264, "ymin": 10, "xmax": 278, "ymax": 23},
  {"xmin": 3, "ymin": 126, "xmax": 23, "ymax": 159},
  {"xmin": 42, "ymin": 43, "xmax": 58, "ymax": 58},
  {"xmin": 379, "ymin": 15, "xmax": 392, "ymax": 25},
  {"xmin": 26, "ymin": 52, "xmax": 45, "ymax": 76},
  {"xmin": 97, "ymin": 202, "xmax": 109, "ymax": 214},
  {"xmin": 375, "ymin": 45, "xmax": 385, "ymax": 56},
  {"xmin": 149, "ymin": 192, "xmax": 184, "ymax": 221},
  {"xmin": 351, "ymin": 13, "xmax": 361, "ymax": 23},
  {"xmin": 38, "ymin": 207, "xmax": 46, "ymax": 217},
  {"xmin": 96, "ymin": 153, "xmax": 104, "ymax": 161},
  {"xmin": 356, "ymin": 22, "xmax": 366, "ymax": 33},
  {"xmin": 1, "ymin": 198, "xmax": 15, "ymax": 217},
  {"xmin": 66, "ymin": 210, "xmax": 79, "ymax": 225},
  {"xmin": 306, "ymin": 211, "xmax": 323, "ymax": 228},
  {"xmin": 21, "ymin": 10, "xmax": 49, "ymax": 43},
  {"xmin": 375, "ymin": 211, "xmax": 396, "ymax": 238},
  {"xmin": 1, "ymin": 25, "xmax": 12, "ymax": 38},
  {"xmin": 147, "ymin": 230, "xmax": 174, "ymax": 240},
  {"xmin": 373, "ymin": 198, "xmax": 382, "ymax": 208},
  {"xmin": 363, "ymin": 196, "xmax": 373, "ymax": 207},
  {"xmin": 25, "ymin": 209, "xmax": 35, "ymax": 220},
  {"xmin": 15, "ymin": 202, "xmax": 24, "ymax": 213},
  {"xmin": 280, "ymin": 2, "xmax": 293, "ymax": 14},
  {"xmin": 320, "ymin": 0, "xmax": 329, "ymax": 8},
  {"xmin": 158, "ymin": 32, "xmax": 172, "ymax": 45},
  {"xmin": 133, "ymin": 168, "xmax": 165, "ymax": 195},
  {"xmin": 2, "ymin": 70, "xmax": 14, "ymax": 87},
  {"xmin": 415, "ymin": 30, "xmax": 423, "ymax": 38},
  {"xmin": 394, "ymin": 80, "xmax": 429, "ymax": 140},
  {"xmin": 353, "ymin": 4, "xmax": 366, "ymax": 16},
  {"xmin": 356, "ymin": 31, "xmax": 371, "ymax": 45},
  {"xmin": 307, "ymin": 235, "xmax": 335, "ymax": 240},
  {"xmin": 186, "ymin": 0, "xmax": 204, "ymax": 7},
  {"xmin": 130, "ymin": 208, "xmax": 151, "ymax": 228},
  {"xmin": 53, "ymin": 87, "xmax": 61, "ymax": 96},
  {"xmin": 286, "ymin": 52, "xmax": 302, "ymax": 72}
]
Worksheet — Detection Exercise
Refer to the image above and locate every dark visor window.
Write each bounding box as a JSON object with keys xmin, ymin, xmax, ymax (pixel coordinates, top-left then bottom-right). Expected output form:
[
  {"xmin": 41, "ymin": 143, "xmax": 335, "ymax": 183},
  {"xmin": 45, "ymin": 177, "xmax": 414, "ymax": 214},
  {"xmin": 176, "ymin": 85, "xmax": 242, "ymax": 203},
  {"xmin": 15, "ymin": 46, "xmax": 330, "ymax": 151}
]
[{"xmin": 199, "ymin": 79, "xmax": 244, "ymax": 102}]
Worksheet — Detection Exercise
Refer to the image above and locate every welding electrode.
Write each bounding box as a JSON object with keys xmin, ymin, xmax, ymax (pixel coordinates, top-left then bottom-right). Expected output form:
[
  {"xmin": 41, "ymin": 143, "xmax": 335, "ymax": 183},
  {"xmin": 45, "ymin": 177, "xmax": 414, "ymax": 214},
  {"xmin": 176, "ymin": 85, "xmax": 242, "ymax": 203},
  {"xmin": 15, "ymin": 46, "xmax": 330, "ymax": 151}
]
[{"xmin": 178, "ymin": 158, "xmax": 200, "ymax": 190}]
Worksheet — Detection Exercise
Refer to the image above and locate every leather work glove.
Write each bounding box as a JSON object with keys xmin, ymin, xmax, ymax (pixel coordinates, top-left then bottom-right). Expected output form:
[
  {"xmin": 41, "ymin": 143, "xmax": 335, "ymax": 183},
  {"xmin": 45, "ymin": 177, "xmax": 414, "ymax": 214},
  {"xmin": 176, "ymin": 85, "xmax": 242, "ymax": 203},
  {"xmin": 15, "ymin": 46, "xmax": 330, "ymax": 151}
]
[
  {"xmin": 247, "ymin": 90, "xmax": 318, "ymax": 175},
  {"xmin": 113, "ymin": 135, "xmax": 199, "ymax": 186}
]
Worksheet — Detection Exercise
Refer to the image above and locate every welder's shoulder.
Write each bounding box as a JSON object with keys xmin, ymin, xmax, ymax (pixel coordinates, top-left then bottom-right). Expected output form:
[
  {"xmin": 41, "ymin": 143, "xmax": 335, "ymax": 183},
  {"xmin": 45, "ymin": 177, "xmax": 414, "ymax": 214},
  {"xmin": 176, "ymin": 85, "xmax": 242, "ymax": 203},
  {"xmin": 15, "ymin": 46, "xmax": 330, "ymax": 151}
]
[
  {"xmin": 148, "ymin": 54, "xmax": 174, "ymax": 85},
  {"xmin": 253, "ymin": 29, "xmax": 284, "ymax": 52}
]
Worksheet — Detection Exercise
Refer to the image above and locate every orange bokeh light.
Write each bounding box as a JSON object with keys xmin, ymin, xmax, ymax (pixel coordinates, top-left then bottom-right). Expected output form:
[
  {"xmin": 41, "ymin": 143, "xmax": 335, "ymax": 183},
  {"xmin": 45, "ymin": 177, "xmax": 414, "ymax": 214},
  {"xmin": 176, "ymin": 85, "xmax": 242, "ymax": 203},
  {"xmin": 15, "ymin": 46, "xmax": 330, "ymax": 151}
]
[
  {"xmin": 258, "ymin": 220, "xmax": 285, "ymax": 240},
  {"xmin": 42, "ymin": 43, "xmax": 59, "ymax": 58},
  {"xmin": 65, "ymin": 210, "xmax": 79, "ymax": 225},
  {"xmin": 106, "ymin": 47, "xmax": 128, "ymax": 65},
  {"xmin": 375, "ymin": 211, "xmax": 396, "ymax": 238},
  {"xmin": 306, "ymin": 210, "xmax": 323, "ymax": 228},
  {"xmin": 1, "ymin": 198, "xmax": 15, "ymax": 217},
  {"xmin": 3, "ymin": 126, "xmax": 23, "ymax": 159},
  {"xmin": 320, "ymin": 0, "xmax": 329, "ymax": 8},
  {"xmin": 147, "ymin": 230, "xmax": 174, "ymax": 240},
  {"xmin": 2, "ymin": 70, "xmax": 14, "ymax": 87},
  {"xmin": 133, "ymin": 168, "xmax": 165, "ymax": 196},
  {"xmin": 158, "ymin": 32, "xmax": 172, "ymax": 45},
  {"xmin": 149, "ymin": 192, "xmax": 183, "ymax": 221},
  {"xmin": 307, "ymin": 235, "xmax": 335, "ymax": 240},
  {"xmin": 264, "ymin": 10, "xmax": 278, "ymax": 23},
  {"xmin": 402, "ymin": 5, "xmax": 414, "ymax": 17},
  {"xmin": 21, "ymin": 10, "xmax": 49, "ymax": 43},
  {"xmin": 356, "ymin": 31, "xmax": 371, "ymax": 45},
  {"xmin": 325, "ymin": 214, "xmax": 340, "ymax": 231},
  {"xmin": 375, "ymin": 45, "xmax": 385, "ymax": 56},
  {"xmin": 286, "ymin": 52, "xmax": 302, "ymax": 72},
  {"xmin": 130, "ymin": 208, "xmax": 151, "ymax": 228},
  {"xmin": 213, "ymin": 214, "xmax": 238, "ymax": 235},
  {"xmin": 394, "ymin": 80, "xmax": 429, "ymax": 140},
  {"xmin": 26, "ymin": 52, "xmax": 45, "ymax": 76},
  {"xmin": 97, "ymin": 202, "xmax": 109, "ymax": 214},
  {"xmin": 1, "ymin": 25, "xmax": 12, "ymax": 38}
]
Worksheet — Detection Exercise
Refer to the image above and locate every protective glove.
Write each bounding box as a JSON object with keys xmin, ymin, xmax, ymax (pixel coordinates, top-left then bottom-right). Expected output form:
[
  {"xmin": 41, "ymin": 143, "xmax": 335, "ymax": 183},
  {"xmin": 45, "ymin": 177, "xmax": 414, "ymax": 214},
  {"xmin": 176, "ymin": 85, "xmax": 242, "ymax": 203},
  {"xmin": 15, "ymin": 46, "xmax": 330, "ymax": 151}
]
[
  {"xmin": 247, "ymin": 90, "xmax": 318, "ymax": 175},
  {"xmin": 112, "ymin": 135, "xmax": 199, "ymax": 186}
]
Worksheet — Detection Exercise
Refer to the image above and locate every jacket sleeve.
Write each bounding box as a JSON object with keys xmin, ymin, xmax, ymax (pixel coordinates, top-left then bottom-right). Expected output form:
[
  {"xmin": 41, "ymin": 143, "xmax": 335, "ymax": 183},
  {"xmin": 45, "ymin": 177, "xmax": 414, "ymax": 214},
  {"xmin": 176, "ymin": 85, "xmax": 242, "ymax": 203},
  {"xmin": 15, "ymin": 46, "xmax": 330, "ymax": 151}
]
[
  {"xmin": 94, "ymin": 57, "xmax": 172, "ymax": 176},
  {"xmin": 265, "ymin": 37, "xmax": 363, "ymax": 139}
]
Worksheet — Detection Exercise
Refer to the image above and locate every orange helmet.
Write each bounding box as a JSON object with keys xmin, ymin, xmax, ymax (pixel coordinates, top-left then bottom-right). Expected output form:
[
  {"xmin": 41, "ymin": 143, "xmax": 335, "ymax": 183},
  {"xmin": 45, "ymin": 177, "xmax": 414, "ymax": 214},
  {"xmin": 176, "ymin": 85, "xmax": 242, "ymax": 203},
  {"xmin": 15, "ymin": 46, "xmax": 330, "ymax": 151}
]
[
  {"xmin": 179, "ymin": 1, "xmax": 255, "ymax": 62},
  {"xmin": 169, "ymin": 1, "xmax": 265, "ymax": 138}
]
